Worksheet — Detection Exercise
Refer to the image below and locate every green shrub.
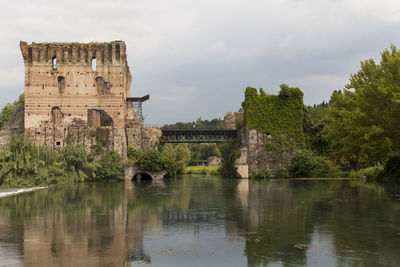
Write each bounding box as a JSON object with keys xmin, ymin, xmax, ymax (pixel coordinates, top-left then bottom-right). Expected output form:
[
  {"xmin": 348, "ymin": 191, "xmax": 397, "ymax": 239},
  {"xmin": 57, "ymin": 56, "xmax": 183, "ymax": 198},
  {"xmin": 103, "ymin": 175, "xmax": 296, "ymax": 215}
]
[
  {"xmin": 95, "ymin": 151, "xmax": 124, "ymax": 181},
  {"xmin": 161, "ymin": 143, "xmax": 191, "ymax": 174},
  {"xmin": 127, "ymin": 145, "xmax": 138, "ymax": 161},
  {"xmin": 275, "ymin": 167, "xmax": 289, "ymax": 178},
  {"xmin": 161, "ymin": 153, "xmax": 177, "ymax": 177},
  {"xmin": 137, "ymin": 150, "xmax": 165, "ymax": 172},
  {"xmin": 350, "ymin": 166, "xmax": 383, "ymax": 182},
  {"xmin": 220, "ymin": 139, "xmax": 241, "ymax": 178},
  {"xmin": 0, "ymin": 94, "xmax": 24, "ymax": 129},
  {"xmin": 377, "ymin": 155, "xmax": 400, "ymax": 183},
  {"xmin": 0, "ymin": 138, "xmax": 91, "ymax": 187},
  {"xmin": 134, "ymin": 149, "xmax": 177, "ymax": 177},
  {"xmin": 289, "ymin": 150, "xmax": 338, "ymax": 178}
]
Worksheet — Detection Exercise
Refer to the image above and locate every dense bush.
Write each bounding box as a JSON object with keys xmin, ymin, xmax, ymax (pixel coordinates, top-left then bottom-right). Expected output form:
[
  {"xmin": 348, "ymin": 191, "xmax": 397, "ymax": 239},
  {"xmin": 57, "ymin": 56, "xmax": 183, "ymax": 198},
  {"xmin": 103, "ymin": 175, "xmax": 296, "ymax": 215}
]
[
  {"xmin": 377, "ymin": 155, "xmax": 400, "ymax": 183},
  {"xmin": 220, "ymin": 139, "xmax": 241, "ymax": 178},
  {"xmin": 350, "ymin": 166, "xmax": 383, "ymax": 182},
  {"xmin": 136, "ymin": 150, "xmax": 166, "ymax": 172},
  {"xmin": 0, "ymin": 93, "xmax": 24, "ymax": 129},
  {"xmin": 289, "ymin": 150, "xmax": 338, "ymax": 178},
  {"xmin": 0, "ymin": 138, "xmax": 125, "ymax": 187},
  {"xmin": 128, "ymin": 147, "xmax": 177, "ymax": 177},
  {"xmin": 161, "ymin": 143, "xmax": 191, "ymax": 174},
  {"xmin": 94, "ymin": 151, "xmax": 124, "ymax": 181},
  {"xmin": 0, "ymin": 139, "xmax": 89, "ymax": 187}
]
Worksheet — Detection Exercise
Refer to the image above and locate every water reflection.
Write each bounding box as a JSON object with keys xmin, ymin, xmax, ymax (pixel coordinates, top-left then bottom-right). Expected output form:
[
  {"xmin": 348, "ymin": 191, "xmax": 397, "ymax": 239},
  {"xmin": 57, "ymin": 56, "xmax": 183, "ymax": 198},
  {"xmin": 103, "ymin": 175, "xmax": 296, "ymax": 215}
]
[{"xmin": 0, "ymin": 177, "xmax": 399, "ymax": 266}]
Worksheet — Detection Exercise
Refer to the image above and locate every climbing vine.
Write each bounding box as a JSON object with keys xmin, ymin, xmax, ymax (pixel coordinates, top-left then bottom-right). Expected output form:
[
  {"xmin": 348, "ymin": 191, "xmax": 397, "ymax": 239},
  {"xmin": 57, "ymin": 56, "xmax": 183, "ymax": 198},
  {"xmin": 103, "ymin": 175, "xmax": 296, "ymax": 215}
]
[{"xmin": 242, "ymin": 84, "xmax": 305, "ymax": 151}]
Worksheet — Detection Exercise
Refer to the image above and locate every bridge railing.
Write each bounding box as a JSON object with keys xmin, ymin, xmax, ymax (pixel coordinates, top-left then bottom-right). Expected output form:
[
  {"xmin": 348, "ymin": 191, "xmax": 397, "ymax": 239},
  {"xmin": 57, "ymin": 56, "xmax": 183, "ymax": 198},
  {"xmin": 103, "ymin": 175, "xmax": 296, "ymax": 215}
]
[
  {"xmin": 160, "ymin": 129, "xmax": 237, "ymax": 143},
  {"xmin": 145, "ymin": 124, "xmax": 231, "ymax": 131}
]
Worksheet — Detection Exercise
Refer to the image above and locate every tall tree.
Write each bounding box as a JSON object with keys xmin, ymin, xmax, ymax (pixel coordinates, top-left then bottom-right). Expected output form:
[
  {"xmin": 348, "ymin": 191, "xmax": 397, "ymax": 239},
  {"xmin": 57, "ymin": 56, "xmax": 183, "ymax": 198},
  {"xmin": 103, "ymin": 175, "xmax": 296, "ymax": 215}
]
[{"xmin": 324, "ymin": 45, "xmax": 400, "ymax": 169}]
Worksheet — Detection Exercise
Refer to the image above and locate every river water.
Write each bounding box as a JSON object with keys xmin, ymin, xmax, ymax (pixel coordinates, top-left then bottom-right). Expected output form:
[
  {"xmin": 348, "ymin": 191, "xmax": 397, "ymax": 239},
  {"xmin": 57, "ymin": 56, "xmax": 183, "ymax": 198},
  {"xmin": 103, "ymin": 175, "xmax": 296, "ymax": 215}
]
[{"xmin": 0, "ymin": 176, "xmax": 399, "ymax": 266}]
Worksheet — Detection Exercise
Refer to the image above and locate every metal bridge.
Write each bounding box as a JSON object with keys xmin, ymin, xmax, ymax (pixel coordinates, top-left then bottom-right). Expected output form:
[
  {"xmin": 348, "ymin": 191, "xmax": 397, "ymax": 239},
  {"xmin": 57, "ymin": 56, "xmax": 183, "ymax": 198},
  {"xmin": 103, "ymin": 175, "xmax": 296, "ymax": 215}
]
[{"xmin": 161, "ymin": 129, "xmax": 237, "ymax": 143}]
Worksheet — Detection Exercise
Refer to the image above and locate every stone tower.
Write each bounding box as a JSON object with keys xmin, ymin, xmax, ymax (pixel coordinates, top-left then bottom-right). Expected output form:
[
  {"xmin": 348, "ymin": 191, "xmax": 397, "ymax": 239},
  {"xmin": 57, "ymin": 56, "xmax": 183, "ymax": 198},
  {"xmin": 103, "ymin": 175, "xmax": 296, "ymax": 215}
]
[
  {"xmin": 19, "ymin": 41, "xmax": 161, "ymax": 155},
  {"xmin": 20, "ymin": 41, "xmax": 131, "ymax": 129}
]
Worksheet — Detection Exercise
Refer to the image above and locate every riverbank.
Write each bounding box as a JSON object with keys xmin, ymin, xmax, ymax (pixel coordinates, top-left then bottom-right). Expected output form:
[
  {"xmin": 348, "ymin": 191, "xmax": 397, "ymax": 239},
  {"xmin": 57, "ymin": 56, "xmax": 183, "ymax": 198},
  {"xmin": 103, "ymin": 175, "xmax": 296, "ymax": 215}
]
[
  {"xmin": 0, "ymin": 186, "xmax": 47, "ymax": 198},
  {"xmin": 185, "ymin": 166, "xmax": 221, "ymax": 175}
]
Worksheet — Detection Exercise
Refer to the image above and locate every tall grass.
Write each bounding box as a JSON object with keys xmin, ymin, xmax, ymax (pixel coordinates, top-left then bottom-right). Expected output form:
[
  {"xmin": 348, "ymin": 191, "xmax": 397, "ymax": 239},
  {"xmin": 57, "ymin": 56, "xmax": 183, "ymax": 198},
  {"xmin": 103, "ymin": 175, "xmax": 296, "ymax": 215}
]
[{"xmin": 185, "ymin": 166, "xmax": 221, "ymax": 175}]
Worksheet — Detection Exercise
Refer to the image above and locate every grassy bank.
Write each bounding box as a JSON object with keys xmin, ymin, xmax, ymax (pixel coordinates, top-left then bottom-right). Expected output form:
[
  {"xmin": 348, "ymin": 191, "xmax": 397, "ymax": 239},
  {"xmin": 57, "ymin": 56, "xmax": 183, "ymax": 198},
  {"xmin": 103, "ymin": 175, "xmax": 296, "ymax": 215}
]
[{"xmin": 185, "ymin": 166, "xmax": 221, "ymax": 175}]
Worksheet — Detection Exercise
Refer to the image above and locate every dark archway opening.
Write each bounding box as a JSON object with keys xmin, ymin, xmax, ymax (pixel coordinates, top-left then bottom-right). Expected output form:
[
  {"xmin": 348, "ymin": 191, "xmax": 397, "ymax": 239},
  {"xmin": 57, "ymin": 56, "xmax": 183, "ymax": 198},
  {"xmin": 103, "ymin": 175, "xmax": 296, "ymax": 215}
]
[{"xmin": 132, "ymin": 173, "xmax": 152, "ymax": 182}]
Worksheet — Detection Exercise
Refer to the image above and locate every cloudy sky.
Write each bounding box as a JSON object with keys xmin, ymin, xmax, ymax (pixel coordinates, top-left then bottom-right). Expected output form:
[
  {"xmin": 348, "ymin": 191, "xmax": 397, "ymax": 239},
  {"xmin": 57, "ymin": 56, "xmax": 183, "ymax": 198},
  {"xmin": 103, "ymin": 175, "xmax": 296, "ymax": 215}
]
[{"xmin": 1, "ymin": 0, "xmax": 400, "ymax": 124}]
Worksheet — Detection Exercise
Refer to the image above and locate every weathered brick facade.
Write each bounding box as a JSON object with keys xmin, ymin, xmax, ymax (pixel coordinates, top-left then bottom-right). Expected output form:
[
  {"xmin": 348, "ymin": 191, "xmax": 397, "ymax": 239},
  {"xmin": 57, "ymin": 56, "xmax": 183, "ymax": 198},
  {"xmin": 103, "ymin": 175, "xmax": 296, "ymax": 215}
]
[
  {"xmin": 20, "ymin": 41, "xmax": 130, "ymax": 130},
  {"xmin": 16, "ymin": 41, "xmax": 161, "ymax": 156}
]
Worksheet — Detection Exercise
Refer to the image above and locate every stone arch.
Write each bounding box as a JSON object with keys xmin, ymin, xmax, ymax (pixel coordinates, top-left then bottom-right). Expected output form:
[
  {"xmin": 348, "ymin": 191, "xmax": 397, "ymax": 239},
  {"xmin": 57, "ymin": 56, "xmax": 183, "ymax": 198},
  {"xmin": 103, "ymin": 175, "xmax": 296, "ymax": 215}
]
[{"xmin": 132, "ymin": 172, "xmax": 153, "ymax": 182}]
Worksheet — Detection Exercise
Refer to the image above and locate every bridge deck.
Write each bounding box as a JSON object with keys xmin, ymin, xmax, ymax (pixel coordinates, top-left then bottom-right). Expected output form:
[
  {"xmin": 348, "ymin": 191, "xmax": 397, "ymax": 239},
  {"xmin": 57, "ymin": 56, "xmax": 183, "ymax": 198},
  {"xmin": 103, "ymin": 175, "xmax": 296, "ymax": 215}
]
[{"xmin": 161, "ymin": 129, "xmax": 237, "ymax": 143}]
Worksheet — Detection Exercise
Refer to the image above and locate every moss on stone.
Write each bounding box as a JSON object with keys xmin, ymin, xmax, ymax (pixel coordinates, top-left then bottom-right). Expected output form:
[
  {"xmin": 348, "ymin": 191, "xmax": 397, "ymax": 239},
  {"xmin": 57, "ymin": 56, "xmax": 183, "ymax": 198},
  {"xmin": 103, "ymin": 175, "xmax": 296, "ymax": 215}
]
[{"xmin": 242, "ymin": 84, "xmax": 305, "ymax": 151}]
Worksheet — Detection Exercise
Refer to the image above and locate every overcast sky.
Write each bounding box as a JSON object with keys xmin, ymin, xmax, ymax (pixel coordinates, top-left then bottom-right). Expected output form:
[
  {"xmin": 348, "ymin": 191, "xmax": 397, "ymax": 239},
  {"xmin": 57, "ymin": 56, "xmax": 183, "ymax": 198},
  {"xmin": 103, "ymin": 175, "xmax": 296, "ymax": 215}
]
[{"xmin": 1, "ymin": 0, "xmax": 400, "ymax": 124}]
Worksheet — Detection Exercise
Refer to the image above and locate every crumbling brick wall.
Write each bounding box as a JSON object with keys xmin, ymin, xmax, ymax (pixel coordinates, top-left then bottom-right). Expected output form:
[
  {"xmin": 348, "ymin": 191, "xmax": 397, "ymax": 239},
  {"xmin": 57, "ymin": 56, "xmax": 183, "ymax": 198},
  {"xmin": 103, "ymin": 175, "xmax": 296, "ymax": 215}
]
[{"xmin": 18, "ymin": 41, "xmax": 160, "ymax": 157}]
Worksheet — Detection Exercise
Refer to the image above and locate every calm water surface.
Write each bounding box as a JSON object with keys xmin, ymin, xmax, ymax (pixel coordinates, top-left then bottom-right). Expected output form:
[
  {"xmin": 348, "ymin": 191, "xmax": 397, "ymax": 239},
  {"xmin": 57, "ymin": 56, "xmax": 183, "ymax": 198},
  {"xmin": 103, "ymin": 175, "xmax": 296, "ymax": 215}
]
[{"xmin": 0, "ymin": 176, "xmax": 399, "ymax": 266}]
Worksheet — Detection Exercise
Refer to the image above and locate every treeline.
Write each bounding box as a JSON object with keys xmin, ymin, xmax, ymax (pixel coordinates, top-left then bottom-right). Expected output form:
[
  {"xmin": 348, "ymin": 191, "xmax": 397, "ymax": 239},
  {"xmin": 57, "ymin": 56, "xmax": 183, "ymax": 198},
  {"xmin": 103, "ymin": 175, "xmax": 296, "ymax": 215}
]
[
  {"xmin": 162, "ymin": 118, "xmax": 224, "ymax": 130},
  {"xmin": 296, "ymin": 45, "xmax": 400, "ymax": 182},
  {"xmin": 0, "ymin": 138, "xmax": 124, "ymax": 188}
]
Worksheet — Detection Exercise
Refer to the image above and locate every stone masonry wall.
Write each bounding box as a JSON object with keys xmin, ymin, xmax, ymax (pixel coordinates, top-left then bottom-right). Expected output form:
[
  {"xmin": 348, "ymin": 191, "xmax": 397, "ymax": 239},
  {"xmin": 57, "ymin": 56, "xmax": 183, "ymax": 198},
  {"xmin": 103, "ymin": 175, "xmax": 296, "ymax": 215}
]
[
  {"xmin": 246, "ymin": 129, "xmax": 298, "ymax": 176},
  {"xmin": 20, "ymin": 41, "xmax": 131, "ymax": 131},
  {"xmin": 224, "ymin": 111, "xmax": 299, "ymax": 178},
  {"xmin": 15, "ymin": 41, "xmax": 161, "ymax": 157}
]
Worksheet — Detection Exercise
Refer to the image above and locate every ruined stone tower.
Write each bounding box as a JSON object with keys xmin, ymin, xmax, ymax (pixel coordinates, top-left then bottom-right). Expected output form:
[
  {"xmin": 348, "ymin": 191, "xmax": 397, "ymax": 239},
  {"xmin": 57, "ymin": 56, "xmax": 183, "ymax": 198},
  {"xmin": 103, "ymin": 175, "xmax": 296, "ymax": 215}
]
[{"xmin": 19, "ymin": 41, "xmax": 161, "ymax": 156}]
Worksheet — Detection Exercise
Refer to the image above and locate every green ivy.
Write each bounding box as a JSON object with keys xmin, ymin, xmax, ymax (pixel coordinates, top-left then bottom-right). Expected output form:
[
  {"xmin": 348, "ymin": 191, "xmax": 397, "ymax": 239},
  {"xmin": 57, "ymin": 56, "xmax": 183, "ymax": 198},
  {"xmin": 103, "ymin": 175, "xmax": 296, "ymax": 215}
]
[
  {"xmin": 0, "ymin": 93, "xmax": 24, "ymax": 129},
  {"xmin": 242, "ymin": 84, "xmax": 305, "ymax": 151}
]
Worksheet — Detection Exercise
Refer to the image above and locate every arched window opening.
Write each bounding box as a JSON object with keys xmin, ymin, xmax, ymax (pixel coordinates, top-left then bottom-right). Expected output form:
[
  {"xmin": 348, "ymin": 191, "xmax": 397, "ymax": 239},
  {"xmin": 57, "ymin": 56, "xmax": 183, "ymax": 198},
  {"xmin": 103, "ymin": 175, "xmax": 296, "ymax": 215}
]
[
  {"xmin": 91, "ymin": 58, "xmax": 97, "ymax": 71},
  {"xmin": 58, "ymin": 76, "xmax": 65, "ymax": 94},
  {"xmin": 52, "ymin": 57, "xmax": 57, "ymax": 70}
]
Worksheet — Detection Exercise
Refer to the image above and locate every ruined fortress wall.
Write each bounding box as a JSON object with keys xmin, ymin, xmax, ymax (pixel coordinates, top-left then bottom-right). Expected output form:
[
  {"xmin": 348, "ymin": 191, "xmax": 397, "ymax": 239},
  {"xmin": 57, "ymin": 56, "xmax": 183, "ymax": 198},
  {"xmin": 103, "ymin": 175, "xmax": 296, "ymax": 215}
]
[
  {"xmin": 14, "ymin": 40, "xmax": 161, "ymax": 157},
  {"xmin": 20, "ymin": 41, "xmax": 131, "ymax": 129}
]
